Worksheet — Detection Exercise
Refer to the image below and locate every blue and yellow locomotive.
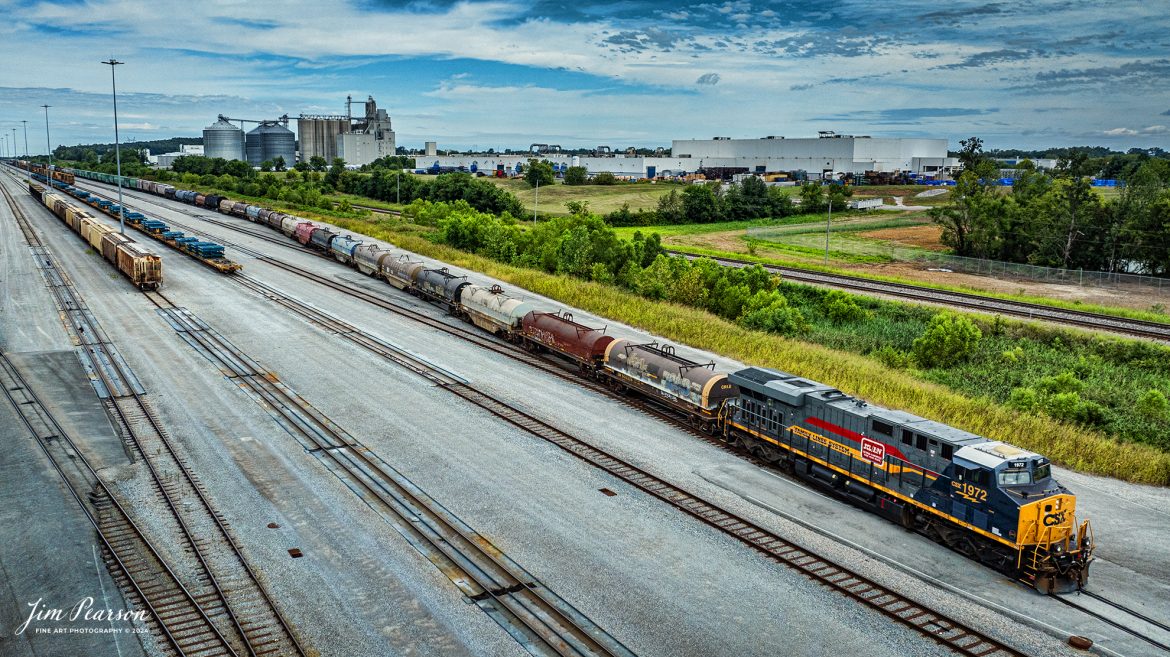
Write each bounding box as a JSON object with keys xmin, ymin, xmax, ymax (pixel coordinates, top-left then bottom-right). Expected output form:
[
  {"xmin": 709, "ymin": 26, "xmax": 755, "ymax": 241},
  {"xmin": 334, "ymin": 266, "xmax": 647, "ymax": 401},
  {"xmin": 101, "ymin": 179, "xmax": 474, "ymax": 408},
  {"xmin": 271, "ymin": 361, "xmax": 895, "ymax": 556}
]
[{"xmin": 725, "ymin": 367, "xmax": 1093, "ymax": 593}]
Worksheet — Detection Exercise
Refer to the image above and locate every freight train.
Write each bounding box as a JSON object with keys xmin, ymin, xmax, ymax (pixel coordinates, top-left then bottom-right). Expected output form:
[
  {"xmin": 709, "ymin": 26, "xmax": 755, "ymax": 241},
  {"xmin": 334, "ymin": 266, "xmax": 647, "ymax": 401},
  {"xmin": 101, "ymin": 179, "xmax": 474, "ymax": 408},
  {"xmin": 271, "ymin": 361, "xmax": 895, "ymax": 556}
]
[
  {"xmin": 28, "ymin": 182, "xmax": 162, "ymax": 290},
  {"xmin": 59, "ymin": 164, "xmax": 1094, "ymax": 592},
  {"xmin": 12, "ymin": 163, "xmax": 241, "ymax": 274}
]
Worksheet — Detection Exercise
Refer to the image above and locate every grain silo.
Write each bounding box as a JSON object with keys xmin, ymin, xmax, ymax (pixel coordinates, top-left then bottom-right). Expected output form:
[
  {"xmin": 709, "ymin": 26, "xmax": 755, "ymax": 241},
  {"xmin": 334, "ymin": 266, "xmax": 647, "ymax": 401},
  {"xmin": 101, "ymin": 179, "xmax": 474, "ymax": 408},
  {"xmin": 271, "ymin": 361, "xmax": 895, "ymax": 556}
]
[
  {"xmin": 203, "ymin": 116, "xmax": 245, "ymax": 161},
  {"xmin": 246, "ymin": 121, "xmax": 296, "ymax": 167}
]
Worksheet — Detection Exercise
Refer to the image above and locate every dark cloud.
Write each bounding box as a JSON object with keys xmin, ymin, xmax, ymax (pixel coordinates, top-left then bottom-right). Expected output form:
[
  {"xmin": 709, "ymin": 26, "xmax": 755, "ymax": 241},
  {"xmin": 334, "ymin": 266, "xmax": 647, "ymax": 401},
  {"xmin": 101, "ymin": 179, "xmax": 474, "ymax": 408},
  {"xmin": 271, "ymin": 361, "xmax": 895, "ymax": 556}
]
[
  {"xmin": 602, "ymin": 28, "xmax": 686, "ymax": 53},
  {"xmin": 920, "ymin": 3, "xmax": 1006, "ymax": 25},
  {"xmin": 812, "ymin": 108, "xmax": 997, "ymax": 124},
  {"xmin": 1161, "ymin": 109, "xmax": 1170, "ymax": 116},
  {"xmin": 752, "ymin": 33, "xmax": 894, "ymax": 58},
  {"xmin": 695, "ymin": 73, "xmax": 720, "ymax": 85},
  {"xmin": 1024, "ymin": 58, "xmax": 1170, "ymax": 91},
  {"xmin": 938, "ymin": 48, "xmax": 1042, "ymax": 70}
]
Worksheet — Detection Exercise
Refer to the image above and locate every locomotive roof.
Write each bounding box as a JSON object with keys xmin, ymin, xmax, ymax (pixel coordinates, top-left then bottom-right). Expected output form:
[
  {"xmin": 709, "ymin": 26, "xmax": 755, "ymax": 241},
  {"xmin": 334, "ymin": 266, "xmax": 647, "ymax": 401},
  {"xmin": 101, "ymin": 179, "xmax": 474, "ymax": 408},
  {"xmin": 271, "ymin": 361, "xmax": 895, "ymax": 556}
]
[
  {"xmin": 955, "ymin": 442, "xmax": 1041, "ymax": 469},
  {"xmin": 734, "ymin": 366, "xmax": 990, "ymax": 448}
]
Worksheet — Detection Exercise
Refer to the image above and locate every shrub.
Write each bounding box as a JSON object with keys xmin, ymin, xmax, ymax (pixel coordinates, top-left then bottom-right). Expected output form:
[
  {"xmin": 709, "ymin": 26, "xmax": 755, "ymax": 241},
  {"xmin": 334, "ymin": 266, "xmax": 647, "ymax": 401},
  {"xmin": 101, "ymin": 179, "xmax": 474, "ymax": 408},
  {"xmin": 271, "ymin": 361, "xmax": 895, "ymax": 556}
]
[
  {"xmin": 1137, "ymin": 389, "xmax": 1170, "ymax": 421},
  {"xmin": 738, "ymin": 290, "xmax": 807, "ymax": 336},
  {"xmin": 1008, "ymin": 387, "xmax": 1039, "ymax": 411},
  {"xmin": 912, "ymin": 312, "xmax": 982, "ymax": 368},
  {"xmin": 872, "ymin": 345, "xmax": 913, "ymax": 369},
  {"xmin": 564, "ymin": 166, "xmax": 588, "ymax": 185},
  {"xmin": 1036, "ymin": 371, "xmax": 1083, "ymax": 395},
  {"xmin": 823, "ymin": 290, "xmax": 868, "ymax": 324}
]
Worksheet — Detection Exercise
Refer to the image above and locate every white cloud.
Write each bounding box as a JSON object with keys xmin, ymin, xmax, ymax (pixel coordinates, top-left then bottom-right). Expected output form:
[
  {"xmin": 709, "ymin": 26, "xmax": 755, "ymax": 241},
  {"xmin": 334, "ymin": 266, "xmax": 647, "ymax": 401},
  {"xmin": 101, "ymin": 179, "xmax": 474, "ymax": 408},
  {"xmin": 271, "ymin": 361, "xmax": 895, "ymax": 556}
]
[
  {"xmin": 1104, "ymin": 127, "xmax": 1138, "ymax": 136},
  {"xmin": 1141, "ymin": 125, "xmax": 1168, "ymax": 134}
]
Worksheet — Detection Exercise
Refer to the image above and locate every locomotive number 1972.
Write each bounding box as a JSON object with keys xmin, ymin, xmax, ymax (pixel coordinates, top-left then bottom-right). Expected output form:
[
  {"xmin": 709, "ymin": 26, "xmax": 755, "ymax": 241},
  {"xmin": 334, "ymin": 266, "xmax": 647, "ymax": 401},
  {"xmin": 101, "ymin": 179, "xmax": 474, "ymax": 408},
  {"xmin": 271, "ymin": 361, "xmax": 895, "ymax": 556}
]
[{"xmin": 952, "ymin": 481, "xmax": 988, "ymax": 504}]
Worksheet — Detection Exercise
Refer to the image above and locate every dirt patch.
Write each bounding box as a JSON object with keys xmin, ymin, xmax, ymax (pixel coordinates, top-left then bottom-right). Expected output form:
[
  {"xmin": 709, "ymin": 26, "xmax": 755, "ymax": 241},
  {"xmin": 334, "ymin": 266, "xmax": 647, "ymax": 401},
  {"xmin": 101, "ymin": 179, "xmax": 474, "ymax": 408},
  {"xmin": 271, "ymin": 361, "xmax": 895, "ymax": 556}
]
[{"xmin": 857, "ymin": 225, "xmax": 947, "ymax": 251}]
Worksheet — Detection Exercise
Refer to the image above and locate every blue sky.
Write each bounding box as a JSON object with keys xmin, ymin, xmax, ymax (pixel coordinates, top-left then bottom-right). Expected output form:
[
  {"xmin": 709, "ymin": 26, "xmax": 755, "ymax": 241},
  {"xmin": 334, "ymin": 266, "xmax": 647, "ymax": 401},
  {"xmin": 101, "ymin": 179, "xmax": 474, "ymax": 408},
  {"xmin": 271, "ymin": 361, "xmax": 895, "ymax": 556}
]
[{"xmin": 0, "ymin": 0, "xmax": 1167, "ymax": 154}]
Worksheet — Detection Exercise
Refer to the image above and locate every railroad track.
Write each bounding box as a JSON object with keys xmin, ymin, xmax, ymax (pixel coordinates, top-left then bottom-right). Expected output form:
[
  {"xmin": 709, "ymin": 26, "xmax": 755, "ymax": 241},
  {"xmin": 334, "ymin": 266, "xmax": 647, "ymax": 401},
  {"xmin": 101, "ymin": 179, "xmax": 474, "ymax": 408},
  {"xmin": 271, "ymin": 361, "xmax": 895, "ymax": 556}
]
[
  {"xmin": 1053, "ymin": 589, "xmax": 1170, "ymax": 652},
  {"xmin": 1, "ymin": 176, "xmax": 306, "ymax": 657},
  {"xmin": 142, "ymin": 291, "xmax": 636, "ymax": 657},
  {"xmin": 671, "ymin": 251, "xmax": 1170, "ymax": 341},
  {"xmin": 85, "ymin": 180, "xmax": 1034, "ymax": 656},
  {"xmin": 0, "ymin": 350, "xmax": 244, "ymax": 657},
  {"xmin": 223, "ymin": 275, "xmax": 1024, "ymax": 657}
]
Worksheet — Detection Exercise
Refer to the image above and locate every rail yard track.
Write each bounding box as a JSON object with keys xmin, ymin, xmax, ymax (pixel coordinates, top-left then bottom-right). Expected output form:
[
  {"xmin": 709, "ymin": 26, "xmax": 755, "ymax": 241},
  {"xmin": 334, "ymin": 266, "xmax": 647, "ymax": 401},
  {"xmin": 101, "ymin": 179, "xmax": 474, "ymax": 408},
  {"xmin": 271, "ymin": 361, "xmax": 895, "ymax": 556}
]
[
  {"xmin": 94, "ymin": 187, "xmax": 1035, "ymax": 656},
  {"xmin": 1, "ymin": 177, "xmax": 307, "ymax": 657},
  {"xmin": 0, "ymin": 349, "xmax": 241, "ymax": 657},
  {"xmin": 35, "ymin": 171, "xmax": 1168, "ymax": 655},
  {"xmin": 75, "ymin": 177, "xmax": 1170, "ymax": 656},
  {"xmin": 140, "ymin": 289, "xmax": 636, "ymax": 657},
  {"xmin": 1053, "ymin": 589, "xmax": 1170, "ymax": 652},
  {"xmin": 670, "ymin": 251, "xmax": 1170, "ymax": 341}
]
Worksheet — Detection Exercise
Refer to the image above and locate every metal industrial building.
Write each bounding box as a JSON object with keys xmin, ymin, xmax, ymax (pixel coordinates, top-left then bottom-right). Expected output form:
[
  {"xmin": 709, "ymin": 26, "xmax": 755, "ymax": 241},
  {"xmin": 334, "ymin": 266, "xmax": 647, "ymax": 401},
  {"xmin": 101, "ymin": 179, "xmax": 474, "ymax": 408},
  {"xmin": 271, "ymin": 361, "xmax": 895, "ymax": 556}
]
[
  {"xmin": 202, "ymin": 116, "xmax": 245, "ymax": 162},
  {"xmin": 426, "ymin": 133, "xmax": 953, "ymax": 180},
  {"xmin": 245, "ymin": 120, "xmax": 296, "ymax": 167},
  {"xmin": 298, "ymin": 95, "xmax": 395, "ymax": 167}
]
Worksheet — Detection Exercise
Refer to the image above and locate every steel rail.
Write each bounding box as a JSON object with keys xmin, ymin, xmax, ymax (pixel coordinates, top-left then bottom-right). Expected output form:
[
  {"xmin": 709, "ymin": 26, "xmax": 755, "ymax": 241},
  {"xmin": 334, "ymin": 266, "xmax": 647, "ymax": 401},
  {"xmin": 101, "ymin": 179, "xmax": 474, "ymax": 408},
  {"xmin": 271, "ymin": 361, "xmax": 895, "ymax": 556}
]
[
  {"xmin": 145, "ymin": 298, "xmax": 635, "ymax": 657},
  {"xmin": 3, "ymin": 175, "xmax": 306, "ymax": 657},
  {"xmin": 77, "ymin": 176, "xmax": 1033, "ymax": 656}
]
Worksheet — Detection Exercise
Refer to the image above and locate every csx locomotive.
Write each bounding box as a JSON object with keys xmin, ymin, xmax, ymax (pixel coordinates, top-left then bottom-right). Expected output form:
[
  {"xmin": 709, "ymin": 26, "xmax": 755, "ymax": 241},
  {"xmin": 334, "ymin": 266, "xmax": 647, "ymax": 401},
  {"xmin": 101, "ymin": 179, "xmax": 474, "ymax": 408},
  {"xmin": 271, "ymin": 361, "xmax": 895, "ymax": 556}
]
[{"xmin": 56, "ymin": 164, "xmax": 1094, "ymax": 592}]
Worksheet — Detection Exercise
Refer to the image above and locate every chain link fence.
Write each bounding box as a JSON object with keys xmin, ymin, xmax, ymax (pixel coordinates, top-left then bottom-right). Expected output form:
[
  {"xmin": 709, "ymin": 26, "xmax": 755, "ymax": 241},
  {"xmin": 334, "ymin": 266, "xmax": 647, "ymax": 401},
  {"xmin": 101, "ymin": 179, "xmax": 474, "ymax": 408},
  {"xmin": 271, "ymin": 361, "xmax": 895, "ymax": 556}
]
[{"xmin": 905, "ymin": 252, "xmax": 1169, "ymax": 297}]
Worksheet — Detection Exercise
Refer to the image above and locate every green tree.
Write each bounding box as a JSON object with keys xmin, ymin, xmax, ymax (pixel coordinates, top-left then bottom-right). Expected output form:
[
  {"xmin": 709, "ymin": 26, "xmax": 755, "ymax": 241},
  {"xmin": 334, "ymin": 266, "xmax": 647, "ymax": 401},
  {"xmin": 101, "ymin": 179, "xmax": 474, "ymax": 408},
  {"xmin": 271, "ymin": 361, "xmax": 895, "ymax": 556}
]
[
  {"xmin": 655, "ymin": 189, "xmax": 685, "ymax": 224},
  {"xmin": 563, "ymin": 166, "xmax": 588, "ymax": 185},
  {"xmin": 593, "ymin": 171, "xmax": 617, "ymax": 185},
  {"xmin": 309, "ymin": 155, "xmax": 328, "ymax": 171},
  {"xmin": 912, "ymin": 312, "xmax": 983, "ymax": 368},
  {"xmin": 957, "ymin": 136, "xmax": 987, "ymax": 172},
  {"xmin": 682, "ymin": 183, "xmax": 720, "ymax": 223},
  {"xmin": 524, "ymin": 159, "xmax": 555, "ymax": 188},
  {"xmin": 325, "ymin": 157, "xmax": 346, "ymax": 189},
  {"xmin": 293, "ymin": 160, "xmax": 311, "ymax": 172},
  {"xmin": 273, "ymin": 155, "xmax": 287, "ymax": 172},
  {"xmin": 799, "ymin": 182, "xmax": 825, "ymax": 213},
  {"xmin": 564, "ymin": 200, "xmax": 591, "ymax": 216},
  {"xmin": 260, "ymin": 160, "xmax": 273, "ymax": 172}
]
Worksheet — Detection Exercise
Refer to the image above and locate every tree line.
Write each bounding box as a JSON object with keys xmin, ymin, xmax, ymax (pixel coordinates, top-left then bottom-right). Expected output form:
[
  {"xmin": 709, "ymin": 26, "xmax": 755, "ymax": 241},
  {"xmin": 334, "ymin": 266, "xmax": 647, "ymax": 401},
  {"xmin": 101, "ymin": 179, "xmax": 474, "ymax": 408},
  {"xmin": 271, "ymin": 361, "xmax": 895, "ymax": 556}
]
[{"xmin": 931, "ymin": 138, "xmax": 1170, "ymax": 274}]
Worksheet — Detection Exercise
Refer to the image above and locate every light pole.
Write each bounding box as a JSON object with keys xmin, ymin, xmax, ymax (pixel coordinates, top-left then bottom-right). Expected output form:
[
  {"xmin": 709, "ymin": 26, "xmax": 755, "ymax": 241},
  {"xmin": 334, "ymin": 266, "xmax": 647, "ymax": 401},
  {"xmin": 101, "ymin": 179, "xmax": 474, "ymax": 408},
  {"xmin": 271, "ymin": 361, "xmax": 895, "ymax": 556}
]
[
  {"xmin": 22, "ymin": 120, "xmax": 29, "ymax": 157},
  {"xmin": 42, "ymin": 105, "xmax": 52, "ymax": 172},
  {"xmin": 102, "ymin": 58, "xmax": 127, "ymax": 234},
  {"xmin": 10, "ymin": 129, "xmax": 16, "ymax": 159}
]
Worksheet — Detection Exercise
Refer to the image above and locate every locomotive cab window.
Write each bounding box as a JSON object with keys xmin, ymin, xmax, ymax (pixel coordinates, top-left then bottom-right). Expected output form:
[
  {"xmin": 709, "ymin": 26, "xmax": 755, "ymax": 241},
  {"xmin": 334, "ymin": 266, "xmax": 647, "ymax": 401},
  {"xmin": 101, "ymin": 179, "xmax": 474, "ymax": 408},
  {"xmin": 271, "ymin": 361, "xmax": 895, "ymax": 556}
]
[
  {"xmin": 1033, "ymin": 463, "xmax": 1051, "ymax": 482},
  {"xmin": 999, "ymin": 469, "xmax": 1032, "ymax": 487}
]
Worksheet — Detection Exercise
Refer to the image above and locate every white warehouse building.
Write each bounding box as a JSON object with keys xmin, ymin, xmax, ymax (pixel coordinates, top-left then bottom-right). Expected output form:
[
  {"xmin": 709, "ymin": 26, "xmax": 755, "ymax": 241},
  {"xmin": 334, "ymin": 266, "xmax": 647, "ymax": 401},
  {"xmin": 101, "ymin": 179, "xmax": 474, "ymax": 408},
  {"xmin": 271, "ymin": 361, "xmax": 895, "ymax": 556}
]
[{"xmin": 427, "ymin": 134, "xmax": 952, "ymax": 180}]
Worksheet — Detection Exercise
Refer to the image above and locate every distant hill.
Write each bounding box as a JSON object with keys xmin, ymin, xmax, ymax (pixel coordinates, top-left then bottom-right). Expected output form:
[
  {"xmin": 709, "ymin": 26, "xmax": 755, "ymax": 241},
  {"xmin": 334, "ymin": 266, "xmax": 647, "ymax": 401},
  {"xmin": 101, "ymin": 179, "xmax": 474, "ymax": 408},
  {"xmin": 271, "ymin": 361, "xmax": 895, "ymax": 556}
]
[{"xmin": 54, "ymin": 137, "xmax": 202, "ymax": 160}]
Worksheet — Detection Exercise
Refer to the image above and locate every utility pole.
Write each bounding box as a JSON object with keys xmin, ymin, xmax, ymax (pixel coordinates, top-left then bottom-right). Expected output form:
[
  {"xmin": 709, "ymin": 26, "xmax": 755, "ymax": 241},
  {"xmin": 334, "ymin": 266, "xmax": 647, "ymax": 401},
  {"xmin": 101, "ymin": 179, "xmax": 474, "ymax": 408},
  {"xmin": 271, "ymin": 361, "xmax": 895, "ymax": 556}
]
[
  {"xmin": 10, "ymin": 129, "xmax": 16, "ymax": 159},
  {"xmin": 102, "ymin": 58, "xmax": 127, "ymax": 234},
  {"xmin": 824, "ymin": 197, "xmax": 833, "ymax": 266},
  {"xmin": 22, "ymin": 120, "xmax": 28, "ymax": 157},
  {"xmin": 42, "ymin": 105, "xmax": 52, "ymax": 171}
]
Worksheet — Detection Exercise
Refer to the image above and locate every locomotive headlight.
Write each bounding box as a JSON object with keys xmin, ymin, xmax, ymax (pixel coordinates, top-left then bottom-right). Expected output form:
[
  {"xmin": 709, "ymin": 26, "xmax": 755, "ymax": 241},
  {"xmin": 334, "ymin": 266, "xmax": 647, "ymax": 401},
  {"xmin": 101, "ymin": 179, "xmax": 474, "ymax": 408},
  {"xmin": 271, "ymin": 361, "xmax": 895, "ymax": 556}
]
[{"xmin": 1054, "ymin": 543, "xmax": 1064, "ymax": 554}]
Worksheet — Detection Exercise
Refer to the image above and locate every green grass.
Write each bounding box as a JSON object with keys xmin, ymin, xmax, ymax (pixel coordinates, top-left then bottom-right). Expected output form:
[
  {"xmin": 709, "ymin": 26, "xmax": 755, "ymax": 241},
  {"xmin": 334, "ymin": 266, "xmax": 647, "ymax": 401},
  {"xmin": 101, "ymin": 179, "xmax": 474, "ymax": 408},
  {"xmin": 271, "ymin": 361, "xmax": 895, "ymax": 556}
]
[
  {"xmin": 485, "ymin": 178, "xmax": 678, "ymax": 217},
  {"xmin": 324, "ymin": 215, "xmax": 1170, "ymax": 486}
]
